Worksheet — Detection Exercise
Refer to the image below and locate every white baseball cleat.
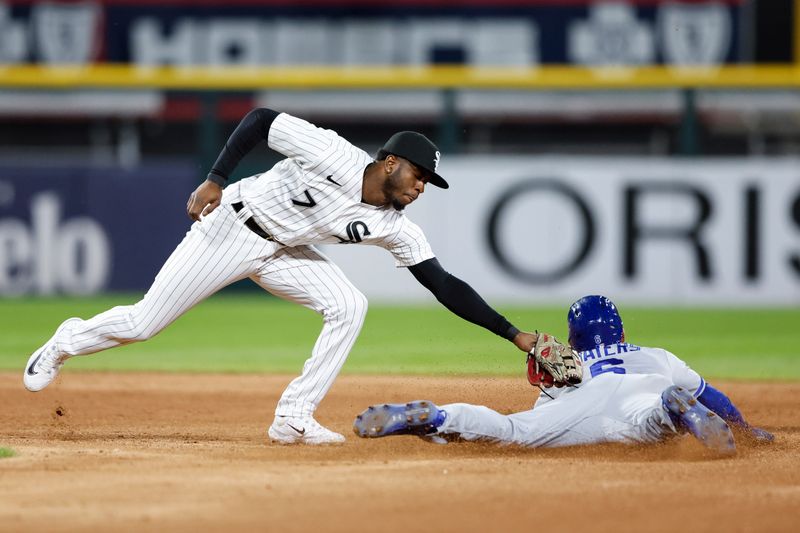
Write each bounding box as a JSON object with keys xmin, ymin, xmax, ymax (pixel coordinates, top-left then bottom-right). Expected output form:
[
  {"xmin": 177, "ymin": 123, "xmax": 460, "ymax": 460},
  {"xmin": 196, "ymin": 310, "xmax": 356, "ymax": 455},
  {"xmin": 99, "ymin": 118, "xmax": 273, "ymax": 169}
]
[
  {"xmin": 268, "ymin": 416, "xmax": 346, "ymax": 445},
  {"xmin": 23, "ymin": 317, "xmax": 80, "ymax": 392}
]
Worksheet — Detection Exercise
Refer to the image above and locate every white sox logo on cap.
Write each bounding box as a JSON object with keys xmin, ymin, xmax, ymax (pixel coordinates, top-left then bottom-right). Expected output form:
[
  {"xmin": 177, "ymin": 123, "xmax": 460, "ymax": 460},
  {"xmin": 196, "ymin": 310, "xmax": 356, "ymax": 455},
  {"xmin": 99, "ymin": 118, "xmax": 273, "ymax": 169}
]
[{"xmin": 434, "ymin": 151, "xmax": 441, "ymax": 172}]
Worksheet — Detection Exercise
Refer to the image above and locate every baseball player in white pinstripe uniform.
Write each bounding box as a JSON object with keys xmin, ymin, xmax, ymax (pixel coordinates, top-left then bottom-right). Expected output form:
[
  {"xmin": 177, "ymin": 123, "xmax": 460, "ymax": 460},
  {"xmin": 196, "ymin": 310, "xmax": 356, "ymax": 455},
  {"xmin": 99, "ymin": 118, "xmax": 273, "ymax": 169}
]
[{"xmin": 24, "ymin": 108, "xmax": 545, "ymax": 445}]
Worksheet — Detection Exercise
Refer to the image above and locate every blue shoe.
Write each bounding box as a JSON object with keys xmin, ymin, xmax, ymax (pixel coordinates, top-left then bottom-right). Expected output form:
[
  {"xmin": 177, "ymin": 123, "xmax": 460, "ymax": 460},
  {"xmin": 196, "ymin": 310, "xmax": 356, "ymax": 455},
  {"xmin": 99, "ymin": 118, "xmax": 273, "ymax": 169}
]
[
  {"xmin": 661, "ymin": 385, "xmax": 736, "ymax": 456},
  {"xmin": 353, "ymin": 400, "xmax": 445, "ymax": 438}
]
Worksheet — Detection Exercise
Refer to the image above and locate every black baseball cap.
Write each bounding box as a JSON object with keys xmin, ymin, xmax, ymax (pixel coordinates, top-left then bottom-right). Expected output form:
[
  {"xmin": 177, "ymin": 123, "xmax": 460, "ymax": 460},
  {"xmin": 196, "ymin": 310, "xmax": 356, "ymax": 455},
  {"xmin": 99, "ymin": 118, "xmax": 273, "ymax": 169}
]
[{"xmin": 377, "ymin": 131, "xmax": 449, "ymax": 189}]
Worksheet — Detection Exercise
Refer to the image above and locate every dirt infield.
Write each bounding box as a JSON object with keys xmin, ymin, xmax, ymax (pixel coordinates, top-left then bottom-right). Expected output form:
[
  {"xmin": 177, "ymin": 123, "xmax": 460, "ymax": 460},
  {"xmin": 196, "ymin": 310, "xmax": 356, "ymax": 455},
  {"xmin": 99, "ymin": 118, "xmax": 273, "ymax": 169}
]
[{"xmin": 0, "ymin": 372, "xmax": 798, "ymax": 532}]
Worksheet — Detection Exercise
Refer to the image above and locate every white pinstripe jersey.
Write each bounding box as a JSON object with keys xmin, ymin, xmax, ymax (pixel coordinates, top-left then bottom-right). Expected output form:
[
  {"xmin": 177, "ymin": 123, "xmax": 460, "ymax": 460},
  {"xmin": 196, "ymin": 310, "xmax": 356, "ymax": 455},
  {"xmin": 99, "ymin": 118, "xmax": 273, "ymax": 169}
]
[
  {"xmin": 534, "ymin": 343, "xmax": 706, "ymax": 407},
  {"xmin": 238, "ymin": 113, "xmax": 435, "ymax": 267}
]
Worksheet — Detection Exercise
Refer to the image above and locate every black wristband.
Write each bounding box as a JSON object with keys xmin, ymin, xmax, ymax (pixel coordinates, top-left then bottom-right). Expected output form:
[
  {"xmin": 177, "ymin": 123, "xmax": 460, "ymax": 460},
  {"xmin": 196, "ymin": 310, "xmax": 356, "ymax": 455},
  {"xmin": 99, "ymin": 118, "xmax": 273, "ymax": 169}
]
[
  {"xmin": 206, "ymin": 172, "xmax": 227, "ymax": 187},
  {"xmin": 504, "ymin": 325, "xmax": 521, "ymax": 342}
]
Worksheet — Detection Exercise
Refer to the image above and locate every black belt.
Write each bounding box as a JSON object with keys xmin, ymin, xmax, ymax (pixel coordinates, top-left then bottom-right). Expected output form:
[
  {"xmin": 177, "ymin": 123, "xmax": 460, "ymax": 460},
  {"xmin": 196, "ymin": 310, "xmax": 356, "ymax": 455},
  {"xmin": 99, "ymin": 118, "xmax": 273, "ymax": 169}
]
[{"xmin": 231, "ymin": 202, "xmax": 275, "ymax": 241}]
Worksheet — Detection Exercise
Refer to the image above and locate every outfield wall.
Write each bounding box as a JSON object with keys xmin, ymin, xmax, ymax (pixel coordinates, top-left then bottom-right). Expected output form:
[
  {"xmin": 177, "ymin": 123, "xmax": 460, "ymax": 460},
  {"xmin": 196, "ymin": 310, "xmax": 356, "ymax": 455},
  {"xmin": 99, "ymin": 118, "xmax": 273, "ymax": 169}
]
[
  {"xmin": 322, "ymin": 157, "xmax": 800, "ymax": 305},
  {"xmin": 1, "ymin": 157, "xmax": 798, "ymax": 305}
]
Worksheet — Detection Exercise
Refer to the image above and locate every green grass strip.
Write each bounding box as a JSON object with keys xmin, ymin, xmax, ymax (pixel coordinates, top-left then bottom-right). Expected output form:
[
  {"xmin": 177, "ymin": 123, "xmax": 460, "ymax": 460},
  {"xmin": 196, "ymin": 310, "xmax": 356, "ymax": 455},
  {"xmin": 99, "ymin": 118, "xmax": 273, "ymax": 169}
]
[
  {"xmin": 1, "ymin": 295, "xmax": 798, "ymax": 380},
  {"xmin": 0, "ymin": 448, "xmax": 15, "ymax": 458}
]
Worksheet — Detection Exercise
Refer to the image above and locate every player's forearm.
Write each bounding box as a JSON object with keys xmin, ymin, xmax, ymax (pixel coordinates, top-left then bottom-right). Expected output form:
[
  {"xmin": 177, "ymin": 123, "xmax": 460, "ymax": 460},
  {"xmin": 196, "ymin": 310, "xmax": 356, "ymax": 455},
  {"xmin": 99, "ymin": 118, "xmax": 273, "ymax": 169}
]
[
  {"xmin": 438, "ymin": 278, "xmax": 519, "ymax": 340},
  {"xmin": 408, "ymin": 259, "xmax": 519, "ymax": 341},
  {"xmin": 698, "ymin": 383, "xmax": 774, "ymax": 442},
  {"xmin": 206, "ymin": 108, "xmax": 280, "ymax": 187},
  {"xmin": 697, "ymin": 384, "xmax": 747, "ymax": 427}
]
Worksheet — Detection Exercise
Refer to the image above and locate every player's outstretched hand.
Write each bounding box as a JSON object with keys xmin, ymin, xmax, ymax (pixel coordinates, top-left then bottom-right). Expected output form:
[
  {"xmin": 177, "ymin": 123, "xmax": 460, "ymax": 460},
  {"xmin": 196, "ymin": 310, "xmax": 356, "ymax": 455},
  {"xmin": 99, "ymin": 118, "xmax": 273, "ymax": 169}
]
[
  {"xmin": 187, "ymin": 179, "xmax": 223, "ymax": 221},
  {"xmin": 747, "ymin": 426, "xmax": 775, "ymax": 444},
  {"xmin": 731, "ymin": 423, "xmax": 774, "ymax": 445}
]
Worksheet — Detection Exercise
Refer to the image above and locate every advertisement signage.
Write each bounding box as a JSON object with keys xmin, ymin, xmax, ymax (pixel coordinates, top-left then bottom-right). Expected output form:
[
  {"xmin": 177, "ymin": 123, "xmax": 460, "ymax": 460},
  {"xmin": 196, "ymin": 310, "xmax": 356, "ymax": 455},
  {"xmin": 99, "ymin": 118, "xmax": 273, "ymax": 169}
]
[
  {"xmin": 322, "ymin": 156, "xmax": 800, "ymax": 305},
  {"xmin": 0, "ymin": 1, "xmax": 742, "ymax": 67},
  {"xmin": 3, "ymin": 156, "xmax": 796, "ymax": 305},
  {"xmin": 0, "ymin": 164, "xmax": 196, "ymax": 295}
]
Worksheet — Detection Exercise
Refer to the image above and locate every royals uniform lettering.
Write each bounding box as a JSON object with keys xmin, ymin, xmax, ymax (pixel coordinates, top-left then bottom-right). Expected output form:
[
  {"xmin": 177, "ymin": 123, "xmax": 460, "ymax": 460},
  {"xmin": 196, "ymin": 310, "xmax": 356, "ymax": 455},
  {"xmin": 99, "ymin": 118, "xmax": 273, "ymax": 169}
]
[
  {"xmin": 581, "ymin": 342, "xmax": 640, "ymax": 361},
  {"xmin": 534, "ymin": 342, "xmax": 706, "ymax": 407}
]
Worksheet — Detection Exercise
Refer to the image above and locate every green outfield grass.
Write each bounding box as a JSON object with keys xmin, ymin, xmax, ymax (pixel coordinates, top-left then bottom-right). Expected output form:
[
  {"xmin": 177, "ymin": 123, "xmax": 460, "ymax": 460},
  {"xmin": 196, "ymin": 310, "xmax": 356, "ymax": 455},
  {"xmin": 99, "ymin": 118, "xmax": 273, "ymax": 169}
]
[
  {"xmin": 0, "ymin": 448, "xmax": 15, "ymax": 458},
  {"xmin": 1, "ymin": 294, "xmax": 798, "ymax": 380}
]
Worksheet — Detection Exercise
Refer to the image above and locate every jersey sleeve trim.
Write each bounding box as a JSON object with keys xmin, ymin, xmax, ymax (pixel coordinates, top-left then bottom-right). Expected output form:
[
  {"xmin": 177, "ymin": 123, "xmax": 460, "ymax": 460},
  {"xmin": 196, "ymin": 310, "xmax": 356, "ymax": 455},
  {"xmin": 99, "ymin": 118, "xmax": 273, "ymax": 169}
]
[{"xmin": 694, "ymin": 377, "xmax": 707, "ymax": 398}]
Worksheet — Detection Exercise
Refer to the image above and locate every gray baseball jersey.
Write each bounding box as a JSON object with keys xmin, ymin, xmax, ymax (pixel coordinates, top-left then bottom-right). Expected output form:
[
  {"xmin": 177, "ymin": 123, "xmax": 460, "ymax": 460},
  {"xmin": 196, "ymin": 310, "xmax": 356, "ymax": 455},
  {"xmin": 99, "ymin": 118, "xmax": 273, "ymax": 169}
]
[
  {"xmin": 534, "ymin": 343, "xmax": 706, "ymax": 407},
  {"xmin": 438, "ymin": 343, "xmax": 705, "ymax": 447}
]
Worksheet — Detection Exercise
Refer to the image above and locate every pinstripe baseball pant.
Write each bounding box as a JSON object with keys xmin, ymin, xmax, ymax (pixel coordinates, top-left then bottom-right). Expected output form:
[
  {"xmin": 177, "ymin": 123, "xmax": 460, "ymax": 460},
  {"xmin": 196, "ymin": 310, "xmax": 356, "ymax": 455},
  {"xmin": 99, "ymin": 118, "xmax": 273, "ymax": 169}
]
[{"xmin": 55, "ymin": 196, "xmax": 368, "ymax": 418}]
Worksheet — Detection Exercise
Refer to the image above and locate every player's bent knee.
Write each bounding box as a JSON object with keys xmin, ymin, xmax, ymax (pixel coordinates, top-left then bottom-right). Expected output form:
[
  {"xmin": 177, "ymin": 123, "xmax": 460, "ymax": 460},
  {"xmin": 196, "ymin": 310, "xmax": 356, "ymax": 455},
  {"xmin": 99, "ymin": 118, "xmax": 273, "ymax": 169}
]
[
  {"xmin": 327, "ymin": 288, "xmax": 368, "ymax": 325},
  {"xmin": 353, "ymin": 290, "xmax": 368, "ymax": 320},
  {"xmin": 349, "ymin": 292, "xmax": 369, "ymax": 327}
]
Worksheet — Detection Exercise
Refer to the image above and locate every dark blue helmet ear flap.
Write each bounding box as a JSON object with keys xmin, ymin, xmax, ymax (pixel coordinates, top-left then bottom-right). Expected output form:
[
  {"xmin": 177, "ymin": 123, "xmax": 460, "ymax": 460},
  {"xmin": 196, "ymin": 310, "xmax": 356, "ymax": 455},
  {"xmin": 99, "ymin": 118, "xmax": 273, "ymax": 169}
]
[{"xmin": 567, "ymin": 295, "xmax": 623, "ymax": 352}]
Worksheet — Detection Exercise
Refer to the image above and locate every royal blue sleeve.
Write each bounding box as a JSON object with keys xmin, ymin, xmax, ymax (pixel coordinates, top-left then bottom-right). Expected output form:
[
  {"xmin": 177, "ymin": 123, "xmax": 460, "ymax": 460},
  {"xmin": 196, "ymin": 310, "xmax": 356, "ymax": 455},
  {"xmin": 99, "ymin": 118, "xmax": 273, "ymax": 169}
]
[
  {"xmin": 697, "ymin": 384, "xmax": 747, "ymax": 427},
  {"xmin": 698, "ymin": 383, "xmax": 775, "ymax": 443}
]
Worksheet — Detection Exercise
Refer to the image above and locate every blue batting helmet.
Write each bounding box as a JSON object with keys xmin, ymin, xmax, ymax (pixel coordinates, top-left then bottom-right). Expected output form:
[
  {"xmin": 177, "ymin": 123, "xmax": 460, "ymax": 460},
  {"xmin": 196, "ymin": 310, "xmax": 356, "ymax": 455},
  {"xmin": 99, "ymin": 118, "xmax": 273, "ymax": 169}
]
[{"xmin": 567, "ymin": 295, "xmax": 624, "ymax": 352}]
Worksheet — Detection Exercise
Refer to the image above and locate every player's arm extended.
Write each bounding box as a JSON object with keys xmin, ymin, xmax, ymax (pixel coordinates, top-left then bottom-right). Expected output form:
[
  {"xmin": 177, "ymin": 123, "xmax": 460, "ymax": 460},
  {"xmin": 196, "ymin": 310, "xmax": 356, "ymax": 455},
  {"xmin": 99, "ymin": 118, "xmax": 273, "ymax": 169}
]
[
  {"xmin": 187, "ymin": 108, "xmax": 280, "ymax": 221},
  {"xmin": 407, "ymin": 258, "xmax": 536, "ymax": 352},
  {"xmin": 697, "ymin": 384, "xmax": 774, "ymax": 443}
]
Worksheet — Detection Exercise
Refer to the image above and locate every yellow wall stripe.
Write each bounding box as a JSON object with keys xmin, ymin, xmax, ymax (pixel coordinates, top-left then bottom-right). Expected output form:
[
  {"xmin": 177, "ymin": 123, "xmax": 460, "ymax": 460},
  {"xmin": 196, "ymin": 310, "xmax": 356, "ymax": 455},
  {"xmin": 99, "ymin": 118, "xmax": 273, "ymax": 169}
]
[{"xmin": 0, "ymin": 64, "xmax": 796, "ymax": 90}]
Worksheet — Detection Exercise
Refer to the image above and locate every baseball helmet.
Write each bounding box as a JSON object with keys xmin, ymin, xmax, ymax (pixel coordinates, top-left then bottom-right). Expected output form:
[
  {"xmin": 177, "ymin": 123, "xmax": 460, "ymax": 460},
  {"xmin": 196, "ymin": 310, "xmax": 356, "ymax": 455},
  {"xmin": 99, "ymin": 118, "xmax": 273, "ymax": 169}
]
[{"xmin": 567, "ymin": 295, "xmax": 624, "ymax": 352}]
